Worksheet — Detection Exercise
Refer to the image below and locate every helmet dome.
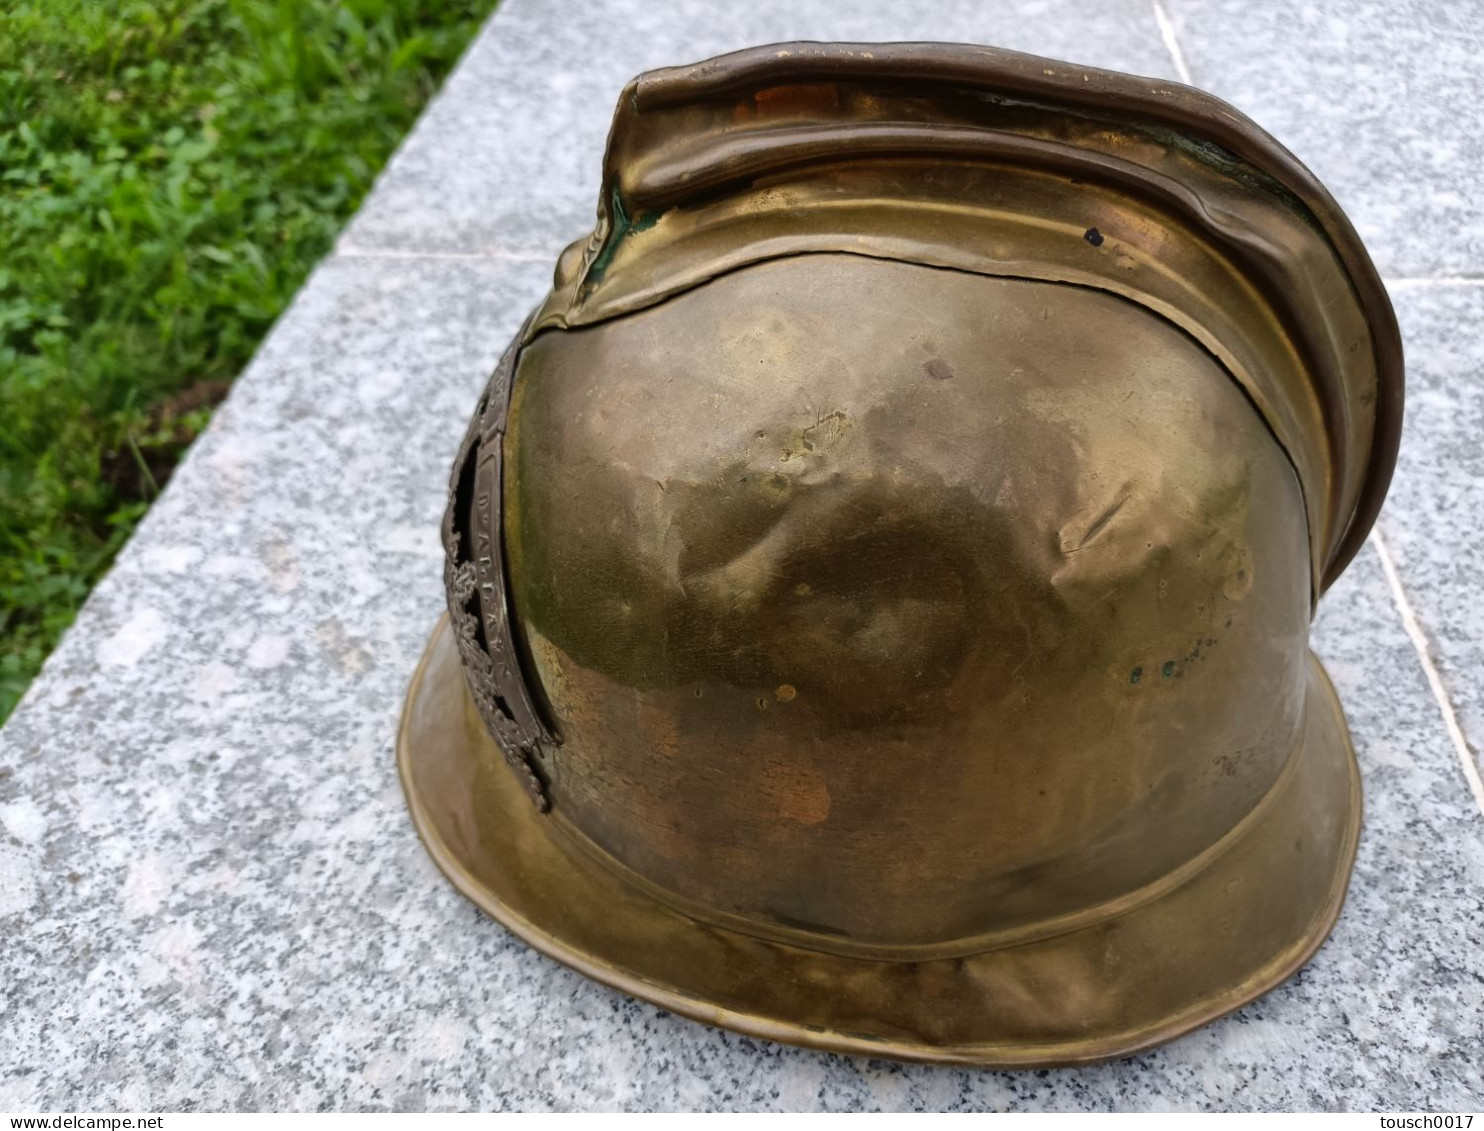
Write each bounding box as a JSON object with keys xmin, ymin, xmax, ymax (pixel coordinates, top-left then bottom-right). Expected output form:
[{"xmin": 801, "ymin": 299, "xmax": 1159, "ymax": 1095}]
[{"xmin": 400, "ymin": 41, "xmax": 1401, "ymax": 1065}]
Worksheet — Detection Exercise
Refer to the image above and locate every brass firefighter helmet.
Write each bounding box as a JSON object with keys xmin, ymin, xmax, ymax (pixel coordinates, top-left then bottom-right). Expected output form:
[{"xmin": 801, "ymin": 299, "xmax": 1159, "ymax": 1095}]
[{"xmin": 398, "ymin": 42, "xmax": 1403, "ymax": 1066}]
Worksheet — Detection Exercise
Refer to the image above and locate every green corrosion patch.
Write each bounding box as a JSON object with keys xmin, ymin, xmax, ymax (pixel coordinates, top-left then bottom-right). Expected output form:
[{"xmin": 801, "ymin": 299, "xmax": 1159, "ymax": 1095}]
[
  {"xmin": 584, "ymin": 187, "xmax": 662, "ymax": 287},
  {"xmin": 1129, "ymin": 666, "xmax": 1143, "ymax": 685}
]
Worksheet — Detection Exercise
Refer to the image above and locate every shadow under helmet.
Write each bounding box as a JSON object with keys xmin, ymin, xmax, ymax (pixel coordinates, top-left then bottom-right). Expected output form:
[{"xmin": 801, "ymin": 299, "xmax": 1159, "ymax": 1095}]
[{"xmin": 398, "ymin": 42, "xmax": 1402, "ymax": 1066}]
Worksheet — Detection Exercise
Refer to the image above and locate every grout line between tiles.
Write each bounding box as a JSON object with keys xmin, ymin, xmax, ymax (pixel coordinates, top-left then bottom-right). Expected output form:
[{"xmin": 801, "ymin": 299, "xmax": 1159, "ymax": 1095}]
[
  {"xmin": 1370, "ymin": 529, "xmax": 1484, "ymax": 819},
  {"xmin": 1150, "ymin": 0, "xmax": 1194, "ymax": 84}
]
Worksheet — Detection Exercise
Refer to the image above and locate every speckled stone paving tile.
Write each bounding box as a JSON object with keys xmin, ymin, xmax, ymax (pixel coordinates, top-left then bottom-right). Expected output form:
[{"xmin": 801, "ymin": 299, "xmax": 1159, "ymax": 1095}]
[
  {"xmin": 5, "ymin": 0, "xmax": 1484, "ymax": 1113},
  {"xmin": 1161, "ymin": 0, "xmax": 1484, "ymax": 278},
  {"xmin": 1, "ymin": 254, "xmax": 1480, "ymax": 1111},
  {"xmin": 1375, "ymin": 283, "xmax": 1484, "ymax": 788},
  {"xmin": 338, "ymin": 0, "xmax": 1180, "ymax": 259}
]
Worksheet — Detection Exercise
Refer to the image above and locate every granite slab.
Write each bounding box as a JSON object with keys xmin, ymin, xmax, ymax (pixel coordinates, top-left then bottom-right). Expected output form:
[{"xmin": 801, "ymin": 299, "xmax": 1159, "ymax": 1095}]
[
  {"xmin": 1162, "ymin": 0, "xmax": 1484, "ymax": 279},
  {"xmin": 338, "ymin": 0, "xmax": 1180, "ymax": 260},
  {"xmin": 5, "ymin": 0, "xmax": 1484, "ymax": 1113},
  {"xmin": 1373, "ymin": 283, "xmax": 1484, "ymax": 792},
  {"xmin": 2, "ymin": 256, "xmax": 1482, "ymax": 1111}
]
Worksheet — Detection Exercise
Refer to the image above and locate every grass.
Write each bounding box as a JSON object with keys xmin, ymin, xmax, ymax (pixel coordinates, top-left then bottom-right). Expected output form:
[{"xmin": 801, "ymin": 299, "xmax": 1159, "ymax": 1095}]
[{"xmin": 0, "ymin": 0, "xmax": 497, "ymax": 721}]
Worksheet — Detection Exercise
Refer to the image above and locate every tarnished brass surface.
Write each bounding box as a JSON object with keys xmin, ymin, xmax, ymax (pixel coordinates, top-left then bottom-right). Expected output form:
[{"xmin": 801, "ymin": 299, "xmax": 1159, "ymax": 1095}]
[
  {"xmin": 399, "ymin": 616, "xmax": 1359, "ymax": 1066},
  {"xmin": 402, "ymin": 42, "xmax": 1402, "ymax": 1065}
]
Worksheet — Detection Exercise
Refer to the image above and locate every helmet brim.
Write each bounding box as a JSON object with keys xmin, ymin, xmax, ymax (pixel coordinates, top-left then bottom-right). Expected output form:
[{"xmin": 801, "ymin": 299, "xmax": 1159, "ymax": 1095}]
[{"xmin": 397, "ymin": 614, "xmax": 1360, "ymax": 1067}]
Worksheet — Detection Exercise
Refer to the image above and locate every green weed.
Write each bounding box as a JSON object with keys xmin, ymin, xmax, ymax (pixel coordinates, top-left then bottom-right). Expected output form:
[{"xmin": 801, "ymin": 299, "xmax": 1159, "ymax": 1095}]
[{"xmin": 0, "ymin": 0, "xmax": 497, "ymax": 720}]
